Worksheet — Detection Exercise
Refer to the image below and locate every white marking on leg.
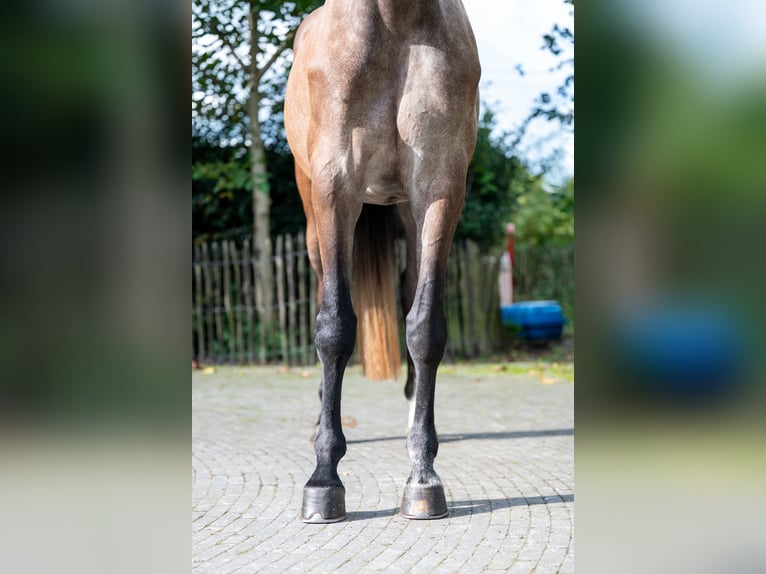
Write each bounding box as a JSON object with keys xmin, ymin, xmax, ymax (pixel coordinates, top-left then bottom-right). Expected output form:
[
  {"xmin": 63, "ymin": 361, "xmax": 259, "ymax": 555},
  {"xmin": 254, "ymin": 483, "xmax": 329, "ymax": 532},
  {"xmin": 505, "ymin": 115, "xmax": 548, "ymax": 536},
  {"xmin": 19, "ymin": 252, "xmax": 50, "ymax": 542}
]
[{"xmin": 407, "ymin": 397, "xmax": 416, "ymax": 435}]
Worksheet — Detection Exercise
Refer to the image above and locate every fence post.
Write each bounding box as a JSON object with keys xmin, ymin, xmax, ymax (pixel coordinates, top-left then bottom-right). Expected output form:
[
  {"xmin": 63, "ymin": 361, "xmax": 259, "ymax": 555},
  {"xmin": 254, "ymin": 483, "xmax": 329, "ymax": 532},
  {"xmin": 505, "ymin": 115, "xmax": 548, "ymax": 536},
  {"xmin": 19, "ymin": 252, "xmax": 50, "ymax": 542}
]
[
  {"xmin": 275, "ymin": 235, "xmax": 288, "ymax": 366},
  {"xmin": 229, "ymin": 240, "xmax": 245, "ymax": 363},
  {"xmin": 254, "ymin": 244, "xmax": 267, "ymax": 364},
  {"xmin": 286, "ymin": 234, "xmax": 299, "ymax": 366},
  {"xmin": 193, "ymin": 243, "xmax": 205, "ymax": 362},
  {"xmin": 465, "ymin": 241, "xmax": 481, "ymax": 357},
  {"xmin": 445, "ymin": 248, "xmax": 462, "ymax": 358},
  {"xmin": 242, "ymin": 239, "xmax": 255, "ymax": 364},
  {"xmin": 457, "ymin": 243, "xmax": 472, "ymax": 356},
  {"xmin": 222, "ymin": 240, "xmax": 234, "ymax": 363},
  {"xmin": 200, "ymin": 242, "xmax": 214, "ymax": 362},
  {"xmin": 480, "ymin": 254, "xmax": 501, "ymax": 355}
]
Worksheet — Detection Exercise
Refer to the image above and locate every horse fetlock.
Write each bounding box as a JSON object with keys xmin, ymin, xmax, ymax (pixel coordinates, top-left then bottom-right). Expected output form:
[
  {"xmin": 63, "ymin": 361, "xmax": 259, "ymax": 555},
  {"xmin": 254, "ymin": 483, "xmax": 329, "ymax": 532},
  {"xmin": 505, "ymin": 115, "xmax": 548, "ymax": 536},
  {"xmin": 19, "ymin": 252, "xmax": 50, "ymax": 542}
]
[
  {"xmin": 406, "ymin": 437, "xmax": 438, "ymax": 472},
  {"xmin": 405, "ymin": 467, "xmax": 442, "ymax": 487},
  {"xmin": 305, "ymin": 467, "xmax": 344, "ymax": 489},
  {"xmin": 314, "ymin": 429, "xmax": 347, "ymax": 465}
]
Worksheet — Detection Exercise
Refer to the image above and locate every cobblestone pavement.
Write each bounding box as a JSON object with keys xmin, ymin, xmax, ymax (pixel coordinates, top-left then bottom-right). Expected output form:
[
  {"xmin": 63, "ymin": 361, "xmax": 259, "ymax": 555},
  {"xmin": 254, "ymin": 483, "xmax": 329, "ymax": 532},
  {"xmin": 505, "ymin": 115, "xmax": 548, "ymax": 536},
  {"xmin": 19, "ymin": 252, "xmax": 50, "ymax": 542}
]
[{"xmin": 193, "ymin": 364, "xmax": 574, "ymax": 573}]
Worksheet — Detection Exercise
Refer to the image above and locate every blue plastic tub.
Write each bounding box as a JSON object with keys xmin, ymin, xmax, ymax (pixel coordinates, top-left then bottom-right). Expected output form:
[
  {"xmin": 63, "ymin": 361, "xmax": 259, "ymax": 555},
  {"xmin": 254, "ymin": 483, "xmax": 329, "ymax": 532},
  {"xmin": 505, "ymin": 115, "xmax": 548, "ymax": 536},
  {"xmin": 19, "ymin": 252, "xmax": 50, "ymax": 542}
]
[
  {"xmin": 612, "ymin": 304, "xmax": 745, "ymax": 399},
  {"xmin": 500, "ymin": 301, "xmax": 566, "ymax": 341}
]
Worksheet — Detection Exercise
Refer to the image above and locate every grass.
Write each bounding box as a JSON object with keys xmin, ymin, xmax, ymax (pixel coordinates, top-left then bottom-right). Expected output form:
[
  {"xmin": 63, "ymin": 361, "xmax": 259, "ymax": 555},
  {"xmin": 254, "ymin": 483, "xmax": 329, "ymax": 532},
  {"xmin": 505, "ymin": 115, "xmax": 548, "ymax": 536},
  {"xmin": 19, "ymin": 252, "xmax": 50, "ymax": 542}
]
[
  {"xmin": 438, "ymin": 360, "xmax": 573, "ymax": 384},
  {"xmin": 438, "ymin": 335, "xmax": 574, "ymax": 383},
  {"xmin": 194, "ymin": 336, "xmax": 575, "ymax": 384}
]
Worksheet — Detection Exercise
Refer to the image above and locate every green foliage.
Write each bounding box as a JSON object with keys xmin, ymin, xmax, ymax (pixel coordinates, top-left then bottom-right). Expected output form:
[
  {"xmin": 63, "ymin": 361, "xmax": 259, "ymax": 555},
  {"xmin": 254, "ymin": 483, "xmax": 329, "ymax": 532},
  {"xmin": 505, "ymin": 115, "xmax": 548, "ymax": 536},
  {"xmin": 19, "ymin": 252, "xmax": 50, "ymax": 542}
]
[
  {"xmin": 513, "ymin": 177, "xmax": 574, "ymax": 247},
  {"xmin": 192, "ymin": 0, "xmax": 322, "ymax": 241},
  {"xmin": 457, "ymin": 107, "xmax": 523, "ymax": 251},
  {"xmin": 192, "ymin": 0, "xmax": 323, "ymax": 145},
  {"xmin": 192, "ymin": 138, "xmax": 252, "ymax": 239},
  {"xmin": 457, "ymin": 105, "xmax": 574, "ymax": 252},
  {"xmin": 192, "ymin": 136, "xmax": 306, "ymax": 241},
  {"xmin": 527, "ymin": 0, "xmax": 574, "ymax": 129}
]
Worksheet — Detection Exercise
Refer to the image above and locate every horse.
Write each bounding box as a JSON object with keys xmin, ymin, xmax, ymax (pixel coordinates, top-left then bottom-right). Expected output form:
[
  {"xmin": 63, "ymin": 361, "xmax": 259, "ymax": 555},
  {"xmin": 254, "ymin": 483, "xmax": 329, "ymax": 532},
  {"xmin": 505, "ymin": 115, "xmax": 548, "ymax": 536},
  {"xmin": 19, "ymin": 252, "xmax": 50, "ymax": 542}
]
[{"xmin": 284, "ymin": 0, "xmax": 480, "ymax": 523}]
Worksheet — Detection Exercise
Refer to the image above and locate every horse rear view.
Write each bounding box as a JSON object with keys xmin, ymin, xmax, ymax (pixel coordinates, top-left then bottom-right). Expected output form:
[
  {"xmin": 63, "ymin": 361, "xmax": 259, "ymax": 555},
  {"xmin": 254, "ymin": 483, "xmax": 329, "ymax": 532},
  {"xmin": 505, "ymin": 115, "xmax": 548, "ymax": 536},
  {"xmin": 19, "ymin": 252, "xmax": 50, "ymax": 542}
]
[{"xmin": 285, "ymin": 0, "xmax": 480, "ymax": 523}]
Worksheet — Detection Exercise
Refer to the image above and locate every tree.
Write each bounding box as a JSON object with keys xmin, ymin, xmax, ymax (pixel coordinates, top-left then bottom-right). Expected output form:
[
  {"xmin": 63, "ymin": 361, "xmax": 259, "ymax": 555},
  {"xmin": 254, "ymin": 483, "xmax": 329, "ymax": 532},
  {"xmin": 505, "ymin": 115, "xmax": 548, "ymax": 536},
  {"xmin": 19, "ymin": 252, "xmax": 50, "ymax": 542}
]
[
  {"xmin": 192, "ymin": 137, "xmax": 253, "ymax": 240},
  {"xmin": 192, "ymin": 0, "xmax": 321, "ymax": 319},
  {"xmin": 192, "ymin": 135, "xmax": 305, "ymax": 242},
  {"xmin": 458, "ymin": 106, "xmax": 524, "ymax": 251},
  {"xmin": 511, "ymin": 0, "xmax": 574, "ymax": 164},
  {"xmin": 532, "ymin": 0, "xmax": 574, "ymax": 128},
  {"xmin": 512, "ymin": 176, "xmax": 574, "ymax": 247}
]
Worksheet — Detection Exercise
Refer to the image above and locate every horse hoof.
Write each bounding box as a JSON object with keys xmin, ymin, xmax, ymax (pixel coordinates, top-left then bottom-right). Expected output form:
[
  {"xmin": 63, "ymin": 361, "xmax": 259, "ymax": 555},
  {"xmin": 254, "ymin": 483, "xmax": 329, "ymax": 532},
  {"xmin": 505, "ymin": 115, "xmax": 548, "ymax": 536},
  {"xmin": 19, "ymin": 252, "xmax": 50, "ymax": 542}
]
[
  {"xmin": 301, "ymin": 485, "xmax": 347, "ymax": 523},
  {"xmin": 400, "ymin": 483, "xmax": 448, "ymax": 519}
]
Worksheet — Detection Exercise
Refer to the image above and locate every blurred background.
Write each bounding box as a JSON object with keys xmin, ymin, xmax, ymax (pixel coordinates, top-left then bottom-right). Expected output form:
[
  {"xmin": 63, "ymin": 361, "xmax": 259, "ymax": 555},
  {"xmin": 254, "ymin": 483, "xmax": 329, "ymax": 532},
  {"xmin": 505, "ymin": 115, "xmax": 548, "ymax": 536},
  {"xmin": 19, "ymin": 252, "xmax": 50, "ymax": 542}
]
[
  {"xmin": 0, "ymin": 1, "xmax": 188, "ymax": 573},
  {"xmin": 577, "ymin": 0, "xmax": 766, "ymax": 572}
]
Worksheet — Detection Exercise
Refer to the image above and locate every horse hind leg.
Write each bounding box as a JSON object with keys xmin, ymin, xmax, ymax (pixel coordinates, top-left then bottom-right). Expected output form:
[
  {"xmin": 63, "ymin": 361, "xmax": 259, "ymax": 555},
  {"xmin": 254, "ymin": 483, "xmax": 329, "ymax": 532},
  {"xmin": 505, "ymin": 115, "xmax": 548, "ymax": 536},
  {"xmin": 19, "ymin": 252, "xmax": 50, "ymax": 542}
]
[
  {"xmin": 296, "ymin": 164, "xmax": 323, "ymax": 305},
  {"xmin": 301, "ymin": 184, "xmax": 361, "ymax": 524},
  {"xmin": 400, "ymin": 192, "xmax": 463, "ymax": 520},
  {"xmin": 296, "ymin": 164, "xmax": 324, "ymax": 443},
  {"xmin": 397, "ymin": 204, "xmax": 418, "ymax": 432}
]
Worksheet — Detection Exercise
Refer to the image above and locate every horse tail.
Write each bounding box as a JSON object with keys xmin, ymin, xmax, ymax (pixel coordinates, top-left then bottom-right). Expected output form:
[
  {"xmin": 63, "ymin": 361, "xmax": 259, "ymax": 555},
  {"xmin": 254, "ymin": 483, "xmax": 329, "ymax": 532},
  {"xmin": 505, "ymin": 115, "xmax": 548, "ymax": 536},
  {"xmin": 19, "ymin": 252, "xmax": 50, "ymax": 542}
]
[{"xmin": 353, "ymin": 204, "xmax": 401, "ymax": 381}]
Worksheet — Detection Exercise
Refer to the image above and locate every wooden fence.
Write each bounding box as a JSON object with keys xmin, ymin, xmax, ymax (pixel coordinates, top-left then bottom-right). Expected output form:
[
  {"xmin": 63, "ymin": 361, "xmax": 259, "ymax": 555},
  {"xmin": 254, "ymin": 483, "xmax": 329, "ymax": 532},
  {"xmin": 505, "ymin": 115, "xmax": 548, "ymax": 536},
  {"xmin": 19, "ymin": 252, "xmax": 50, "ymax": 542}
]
[
  {"xmin": 192, "ymin": 235, "xmax": 573, "ymax": 366},
  {"xmin": 511, "ymin": 243, "xmax": 575, "ymax": 322}
]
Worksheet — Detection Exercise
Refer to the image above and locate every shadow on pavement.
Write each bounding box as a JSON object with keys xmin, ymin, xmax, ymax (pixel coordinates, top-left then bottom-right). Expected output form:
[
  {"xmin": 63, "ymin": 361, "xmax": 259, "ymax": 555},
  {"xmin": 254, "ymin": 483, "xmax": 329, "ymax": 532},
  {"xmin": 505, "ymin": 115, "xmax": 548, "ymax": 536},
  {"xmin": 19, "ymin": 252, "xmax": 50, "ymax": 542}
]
[
  {"xmin": 449, "ymin": 493, "xmax": 574, "ymax": 518},
  {"xmin": 347, "ymin": 428, "xmax": 573, "ymax": 445},
  {"xmin": 346, "ymin": 493, "xmax": 573, "ymax": 521},
  {"xmin": 347, "ymin": 507, "xmax": 399, "ymax": 521}
]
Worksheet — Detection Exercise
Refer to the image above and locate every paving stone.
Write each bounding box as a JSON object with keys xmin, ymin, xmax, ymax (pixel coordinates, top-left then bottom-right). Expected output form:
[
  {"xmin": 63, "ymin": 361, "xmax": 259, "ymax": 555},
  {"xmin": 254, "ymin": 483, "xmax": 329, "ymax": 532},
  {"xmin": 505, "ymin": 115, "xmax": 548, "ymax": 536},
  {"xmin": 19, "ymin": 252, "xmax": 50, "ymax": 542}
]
[{"xmin": 193, "ymin": 365, "xmax": 574, "ymax": 572}]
